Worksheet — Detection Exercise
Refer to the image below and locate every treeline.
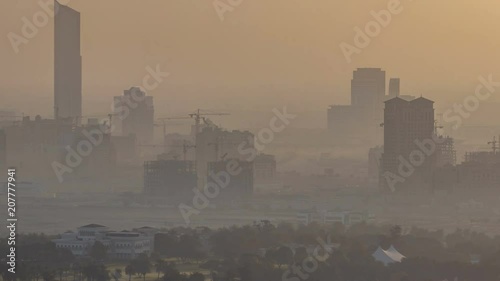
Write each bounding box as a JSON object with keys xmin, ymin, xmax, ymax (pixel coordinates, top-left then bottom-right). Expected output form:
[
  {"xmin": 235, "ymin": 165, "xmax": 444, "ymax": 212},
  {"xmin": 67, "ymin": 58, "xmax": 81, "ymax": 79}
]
[{"xmin": 2, "ymin": 222, "xmax": 500, "ymax": 281}]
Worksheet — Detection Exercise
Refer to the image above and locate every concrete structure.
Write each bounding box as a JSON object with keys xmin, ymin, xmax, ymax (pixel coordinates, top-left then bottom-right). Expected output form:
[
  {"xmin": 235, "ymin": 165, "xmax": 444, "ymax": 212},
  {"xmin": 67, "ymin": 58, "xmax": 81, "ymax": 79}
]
[
  {"xmin": 53, "ymin": 224, "xmax": 154, "ymax": 260},
  {"xmin": 380, "ymin": 97, "xmax": 435, "ymax": 191},
  {"xmin": 207, "ymin": 158, "xmax": 254, "ymax": 200},
  {"xmin": 327, "ymin": 68, "xmax": 386, "ymax": 142},
  {"xmin": 388, "ymin": 78, "xmax": 400, "ymax": 98},
  {"xmin": 54, "ymin": 1, "xmax": 82, "ymax": 120},
  {"xmin": 253, "ymin": 154, "xmax": 277, "ymax": 185},
  {"xmin": 2, "ymin": 116, "xmax": 115, "ymax": 182},
  {"xmin": 113, "ymin": 87, "xmax": 154, "ymax": 144},
  {"xmin": 0, "ymin": 111, "xmax": 17, "ymax": 129},
  {"xmin": 196, "ymin": 126, "xmax": 254, "ymax": 190},
  {"xmin": 143, "ymin": 158, "xmax": 197, "ymax": 202},
  {"xmin": 433, "ymin": 150, "xmax": 500, "ymax": 191},
  {"xmin": 351, "ymin": 68, "xmax": 386, "ymax": 121},
  {"xmin": 2, "ymin": 116, "xmax": 73, "ymax": 180},
  {"xmin": 435, "ymin": 136, "xmax": 456, "ymax": 167}
]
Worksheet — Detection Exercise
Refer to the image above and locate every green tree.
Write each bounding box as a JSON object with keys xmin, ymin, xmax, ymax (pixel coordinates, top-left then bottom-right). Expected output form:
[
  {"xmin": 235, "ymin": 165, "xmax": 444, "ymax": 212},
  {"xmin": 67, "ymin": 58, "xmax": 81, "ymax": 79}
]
[
  {"xmin": 125, "ymin": 264, "xmax": 135, "ymax": 281},
  {"xmin": 132, "ymin": 254, "xmax": 151, "ymax": 281},
  {"xmin": 90, "ymin": 241, "xmax": 108, "ymax": 261}
]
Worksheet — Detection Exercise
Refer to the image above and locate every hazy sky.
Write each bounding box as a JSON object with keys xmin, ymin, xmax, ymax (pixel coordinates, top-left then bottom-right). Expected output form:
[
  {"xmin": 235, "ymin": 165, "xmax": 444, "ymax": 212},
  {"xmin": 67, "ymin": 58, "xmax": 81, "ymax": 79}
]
[{"xmin": 1, "ymin": 0, "xmax": 500, "ymax": 125}]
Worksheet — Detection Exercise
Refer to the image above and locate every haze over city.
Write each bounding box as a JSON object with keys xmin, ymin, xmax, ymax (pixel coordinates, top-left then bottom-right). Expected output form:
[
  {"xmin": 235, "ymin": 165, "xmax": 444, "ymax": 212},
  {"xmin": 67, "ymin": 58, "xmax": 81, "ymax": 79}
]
[
  {"xmin": 1, "ymin": 1, "xmax": 500, "ymax": 281},
  {"xmin": 2, "ymin": 0, "xmax": 500, "ymax": 126}
]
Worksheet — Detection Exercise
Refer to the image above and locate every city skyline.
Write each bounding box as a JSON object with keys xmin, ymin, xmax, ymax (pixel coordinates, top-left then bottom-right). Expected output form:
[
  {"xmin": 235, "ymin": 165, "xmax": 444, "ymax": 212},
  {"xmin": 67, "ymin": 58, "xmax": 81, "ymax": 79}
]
[
  {"xmin": 2, "ymin": 0, "xmax": 500, "ymax": 122},
  {"xmin": 1, "ymin": 2, "xmax": 500, "ymax": 280}
]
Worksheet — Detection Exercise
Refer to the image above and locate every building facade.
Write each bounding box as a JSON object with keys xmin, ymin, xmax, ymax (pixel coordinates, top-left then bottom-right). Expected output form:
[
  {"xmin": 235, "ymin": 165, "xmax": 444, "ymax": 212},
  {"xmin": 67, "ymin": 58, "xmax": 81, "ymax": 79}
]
[
  {"xmin": 327, "ymin": 68, "xmax": 387, "ymax": 143},
  {"xmin": 143, "ymin": 158, "xmax": 197, "ymax": 202},
  {"xmin": 113, "ymin": 87, "xmax": 154, "ymax": 144},
  {"xmin": 54, "ymin": 1, "xmax": 82, "ymax": 120},
  {"xmin": 380, "ymin": 97, "xmax": 435, "ymax": 191},
  {"xmin": 52, "ymin": 224, "xmax": 154, "ymax": 260}
]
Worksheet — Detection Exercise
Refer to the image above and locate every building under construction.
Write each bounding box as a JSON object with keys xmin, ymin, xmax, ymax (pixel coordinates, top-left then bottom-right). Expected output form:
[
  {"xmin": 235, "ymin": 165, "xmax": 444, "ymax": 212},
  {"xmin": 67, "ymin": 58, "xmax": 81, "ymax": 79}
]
[
  {"xmin": 433, "ymin": 137, "xmax": 500, "ymax": 191},
  {"xmin": 435, "ymin": 136, "xmax": 457, "ymax": 167},
  {"xmin": 143, "ymin": 157, "xmax": 197, "ymax": 202},
  {"xmin": 207, "ymin": 159, "xmax": 254, "ymax": 201},
  {"xmin": 196, "ymin": 126, "xmax": 254, "ymax": 190}
]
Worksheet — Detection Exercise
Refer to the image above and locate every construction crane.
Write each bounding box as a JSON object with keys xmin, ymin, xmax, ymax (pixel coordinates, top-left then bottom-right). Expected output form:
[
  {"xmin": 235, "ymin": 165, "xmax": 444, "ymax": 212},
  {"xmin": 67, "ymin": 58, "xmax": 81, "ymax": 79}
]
[
  {"xmin": 488, "ymin": 136, "xmax": 498, "ymax": 154},
  {"xmin": 156, "ymin": 117, "xmax": 192, "ymax": 145},
  {"xmin": 76, "ymin": 113, "xmax": 119, "ymax": 128},
  {"xmin": 189, "ymin": 109, "xmax": 230, "ymax": 138}
]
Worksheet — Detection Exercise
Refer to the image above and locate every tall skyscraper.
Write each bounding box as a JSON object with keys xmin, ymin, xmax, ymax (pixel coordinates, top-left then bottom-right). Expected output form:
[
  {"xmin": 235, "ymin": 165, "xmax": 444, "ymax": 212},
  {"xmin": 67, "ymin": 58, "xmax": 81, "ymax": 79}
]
[
  {"xmin": 389, "ymin": 78, "xmax": 400, "ymax": 98},
  {"xmin": 54, "ymin": 1, "xmax": 82, "ymax": 120},
  {"xmin": 380, "ymin": 97, "xmax": 435, "ymax": 191},
  {"xmin": 351, "ymin": 68, "xmax": 386, "ymax": 120}
]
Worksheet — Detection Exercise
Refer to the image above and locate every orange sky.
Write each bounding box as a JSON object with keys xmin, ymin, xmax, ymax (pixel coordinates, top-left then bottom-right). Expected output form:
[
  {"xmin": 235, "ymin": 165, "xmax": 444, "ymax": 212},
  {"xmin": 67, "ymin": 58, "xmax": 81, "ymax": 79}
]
[{"xmin": 1, "ymin": 0, "xmax": 499, "ymax": 125}]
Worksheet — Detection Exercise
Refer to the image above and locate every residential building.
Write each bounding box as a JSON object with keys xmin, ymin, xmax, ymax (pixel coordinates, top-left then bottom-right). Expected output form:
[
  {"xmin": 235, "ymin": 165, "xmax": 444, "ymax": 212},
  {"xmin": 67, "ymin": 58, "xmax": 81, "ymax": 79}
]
[
  {"xmin": 143, "ymin": 158, "xmax": 197, "ymax": 202},
  {"xmin": 196, "ymin": 126, "xmax": 254, "ymax": 190},
  {"xmin": 207, "ymin": 158, "xmax": 254, "ymax": 200},
  {"xmin": 380, "ymin": 97, "xmax": 435, "ymax": 191}
]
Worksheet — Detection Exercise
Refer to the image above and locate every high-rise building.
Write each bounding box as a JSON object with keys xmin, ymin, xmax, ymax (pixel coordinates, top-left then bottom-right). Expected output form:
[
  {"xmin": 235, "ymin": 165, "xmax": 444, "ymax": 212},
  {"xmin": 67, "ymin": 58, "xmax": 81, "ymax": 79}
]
[
  {"xmin": 351, "ymin": 68, "xmax": 386, "ymax": 120},
  {"xmin": 388, "ymin": 78, "xmax": 400, "ymax": 98},
  {"xmin": 113, "ymin": 87, "xmax": 154, "ymax": 144},
  {"xmin": 327, "ymin": 68, "xmax": 386, "ymax": 143},
  {"xmin": 143, "ymin": 158, "xmax": 197, "ymax": 202},
  {"xmin": 195, "ymin": 126, "xmax": 254, "ymax": 190},
  {"xmin": 380, "ymin": 97, "xmax": 435, "ymax": 191},
  {"xmin": 207, "ymin": 159, "xmax": 254, "ymax": 200},
  {"xmin": 54, "ymin": 1, "xmax": 82, "ymax": 120}
]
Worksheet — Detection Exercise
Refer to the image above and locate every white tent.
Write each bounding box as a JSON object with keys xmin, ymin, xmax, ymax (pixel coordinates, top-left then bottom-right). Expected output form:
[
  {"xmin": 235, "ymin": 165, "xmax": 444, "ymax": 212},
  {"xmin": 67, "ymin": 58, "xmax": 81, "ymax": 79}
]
[{"xmin": 372, "ymin": 245, "xmax": 405, "ymax": 266}]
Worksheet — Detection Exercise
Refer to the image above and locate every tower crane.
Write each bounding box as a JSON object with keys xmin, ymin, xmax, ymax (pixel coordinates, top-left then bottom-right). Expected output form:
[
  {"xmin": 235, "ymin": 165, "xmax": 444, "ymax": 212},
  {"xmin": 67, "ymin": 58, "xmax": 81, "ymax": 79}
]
[
  {"xmin": 189, "ymin": 109, "xmax": 230, "ymax": 138},
  {"xmin": 156, "ymin": 116, "xmax": 191, "ymax": 145},
  {"xmin": 76, "ymin": 113, "xmax": 119, "ymax": 128}
]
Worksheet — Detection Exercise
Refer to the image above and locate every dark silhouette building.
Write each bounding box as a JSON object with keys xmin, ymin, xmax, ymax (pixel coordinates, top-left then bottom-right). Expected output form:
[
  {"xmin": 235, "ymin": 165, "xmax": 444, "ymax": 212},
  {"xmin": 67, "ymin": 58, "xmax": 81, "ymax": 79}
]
[
  {"xmin": 143, "ymin": 158, "xmax": 197, "ymax": 202},
  {"xmin": 54, "ymin": 1, "xmax": 82, "ymax": 120},
  {"xmin": 380, "ymin": 97, "xmax": 435, "ymax": 191},
  {"xmin": 207, "ymin": 159, "xmax": 254, "ymax": 200}
]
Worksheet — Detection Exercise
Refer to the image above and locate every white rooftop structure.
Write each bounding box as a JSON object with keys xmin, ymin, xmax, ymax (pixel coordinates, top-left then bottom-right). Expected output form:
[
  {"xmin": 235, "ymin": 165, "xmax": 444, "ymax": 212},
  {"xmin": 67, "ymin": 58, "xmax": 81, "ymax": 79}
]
[
  {"xmin": 372, "ymin": 245, "xmax": 405, "ymax": 266},
  {"xmin": 52, "ymin": 224, "xmax": 156, "ymax": 260}
]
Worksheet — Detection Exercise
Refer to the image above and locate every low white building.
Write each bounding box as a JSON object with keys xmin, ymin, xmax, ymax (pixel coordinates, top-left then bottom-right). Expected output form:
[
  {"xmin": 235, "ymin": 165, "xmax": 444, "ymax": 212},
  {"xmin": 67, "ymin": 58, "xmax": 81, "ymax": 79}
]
[{"xmin": 53, "ymin": 224, "xmax": 155, "ymax": 260}]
